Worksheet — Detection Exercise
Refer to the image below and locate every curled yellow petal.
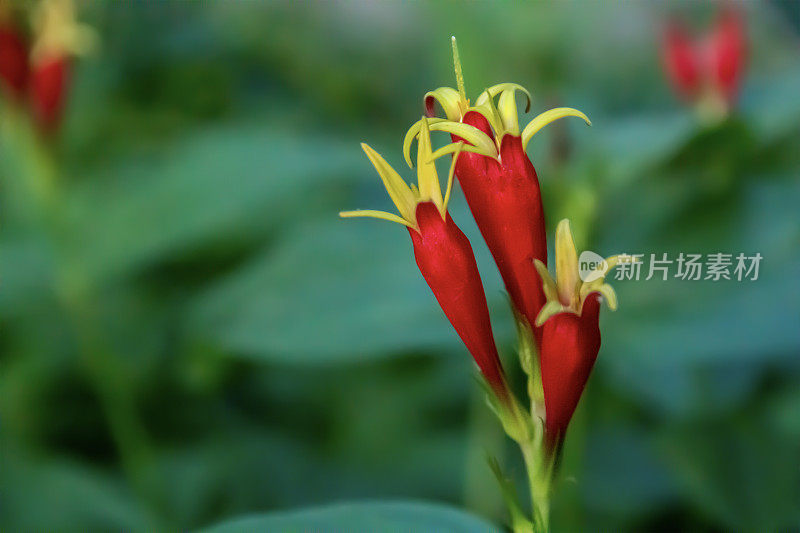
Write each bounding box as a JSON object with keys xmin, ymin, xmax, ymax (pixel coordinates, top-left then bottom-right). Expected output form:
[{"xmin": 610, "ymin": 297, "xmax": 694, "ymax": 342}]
[
  {"xmin": 580, "ymin": 282, "xmax": 617, "ymax": 312},
  {"xmin": 467, "ymin": 102, "xmax": 504, "ymax": 138},
  {"xmin": 474, "ymin": 83, "xmax": 531, "ymax": 111},
  {"xmin": 497, "ymin": 85, "xmax": 532, "ymax": 136},
  {"xmin": 428, "ymin": 141, "xmax": 494, "ymax": 163},
  {"xmin": 428, "ymin": 121, "xmax": 498, "ymax": 158},
  {"xmin": 498, "ymin": 88, "xmax": 521, "ymax": 136},
  {"xmin": 604, "ymin": 255, "xmax": 621, "ymax": 273},
  {"xmin": 403, "ymin": 117, "xmax": 445, "ymax": 168},
  {"xmin": 535, "ymin": 300, "xmax": 568, "ymax": 327},
  {"xmin": 339, "ymin": 210, "xmax": 415, "ymax": 228},
  {"xmin": 424, "ymin": 87, "xmax": 462, "ymax": 121},
  {"xmin": 521, "ymin": 107, "xmax": 591, "ymax": 151},
  {"xmin": 361, "ymin": 143, "xmax": 417, "ymax": 223}
]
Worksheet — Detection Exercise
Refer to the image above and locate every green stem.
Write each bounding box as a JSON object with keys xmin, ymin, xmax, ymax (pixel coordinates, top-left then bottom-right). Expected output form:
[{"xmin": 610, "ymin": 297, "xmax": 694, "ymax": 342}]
[
  {"xmin": 57, "ymin": 276, "xmax": 162, "ymax": 519},
  {"xmin": 3, "ymin": 114, "xmax": 164, "ymax": 526},
  {"xmin": 519, "ymin": 438, "xmax": 551, "ymax": 532}
]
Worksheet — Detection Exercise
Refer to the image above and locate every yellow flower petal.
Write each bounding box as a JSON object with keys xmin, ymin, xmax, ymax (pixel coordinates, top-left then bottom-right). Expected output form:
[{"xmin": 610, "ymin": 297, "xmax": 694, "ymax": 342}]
[
  {"xmin": 361, "ymin": 143, "xmax": 417, "ymax": 223},
  {"xmin": 521, "ymin": 107, "xmax": 591, "ymax": 151},
  {"xmin": 474, "ymin": 83, "xmax": 531, "ymax": 110},
  {"xmin": 466, "ymin": 101, "xmax": 504, "ymax": 138},
  {"xmin": 339, "ymin": 210, "xmax": 415, "ymax": 228},
  {"xmin": 427, "ymin": 121, "xmax": 498, "ymax": 158},
  {"xmin": 580, "ymin": 282, "xmax": 617, "ymax": 312},
  {"xmin": 555, "ymin": 219, "xmax": 580, "ymax": 307},
  {"xmin": 497, "ymin": 85, "xmax": 532, "ymax": 136},
  {"xmin": 534, "ymin": 259, "xmax": 559, "ymax": 304},
  {"xmin": 403, "ymin": 118, "xmax": 445, "ymax": 168},
  {"xmin": 415, "ymin": 118, "xmax": 443, "ymax": 207},
  {"xmin": 427, "ymin": 141, "xmax": 494, "ymax": 163},
  {"xmin": 424, "ymin": 87, "xmax": 463, "ymax": 121},
  {"xmin": 31, "ymin": 0, "xmax": 97, "ymax": 63},
  {"xmin": 535, "ymin": 300, "xmax": 568, "ymax": 327}
]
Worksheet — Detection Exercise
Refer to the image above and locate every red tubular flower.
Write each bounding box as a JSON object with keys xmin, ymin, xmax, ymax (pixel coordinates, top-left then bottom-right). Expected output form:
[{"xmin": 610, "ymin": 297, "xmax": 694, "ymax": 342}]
[
  {"xmin": 663, "ymin": 21, "xmax": 700, "ymax": 101},
  {"xmin": 29, "ymin": 0, "xmax": 95, "ymax": 132},
  {"xmin": 0, "ymin": 11, "xmax": 29, "ymax": 100},
  {"xmin": 661, "ymin": 6, "xmax": 746, "ymax": 119},
  {"xmin": 710, "ymin": 7, "xmax": 746, "ymax": 105},
  {"xmin": 409, "ymin": 202, "xmax": 507, "ymax": 397},
  {"xmin": 539, "ymin": 294, "xmax": 600, "ymax": 445},
  {"xmin": 409, "ymin": 38, "xmax": 590, "ymax": 343},
  {"xmin": 533, "ymin": 220, "xmax": 622, "ymax": 445},
  {"xmin": 30, "ymin": 55, "xmax": 69, "ymax": 131},
  {"xmin": 446, "ymin": 112, "xmax": 549, "ymax": 347},
  {"xmin": 340, "ymin": 119, "xmax": 509, "ymax": 400}
]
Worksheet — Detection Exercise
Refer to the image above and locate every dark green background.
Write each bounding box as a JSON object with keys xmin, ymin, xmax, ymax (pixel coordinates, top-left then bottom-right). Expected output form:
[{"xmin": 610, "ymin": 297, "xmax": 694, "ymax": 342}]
[{"xmin": 1, "ymin": 2, "xmax": 798, "ymax": 531}]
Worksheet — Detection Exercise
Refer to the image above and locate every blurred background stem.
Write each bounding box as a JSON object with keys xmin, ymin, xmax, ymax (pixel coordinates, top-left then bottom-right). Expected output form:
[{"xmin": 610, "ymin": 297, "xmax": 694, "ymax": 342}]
[{"xmin": 5, "ymin": 115, "xmax": 164, "ymax": 527}]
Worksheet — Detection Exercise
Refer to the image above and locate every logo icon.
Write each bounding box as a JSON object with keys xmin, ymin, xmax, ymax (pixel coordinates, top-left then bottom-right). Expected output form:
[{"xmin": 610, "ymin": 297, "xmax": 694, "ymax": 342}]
[{"xmin": 579, "ymin": 251, "xmax": 607, "ymax": 282}]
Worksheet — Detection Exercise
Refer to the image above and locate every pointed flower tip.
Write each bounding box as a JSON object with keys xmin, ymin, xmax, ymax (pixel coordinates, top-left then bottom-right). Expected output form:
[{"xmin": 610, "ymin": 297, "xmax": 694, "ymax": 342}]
[
  {"xmin": 536, "ymin": 218, "xmax": 622, "ymax": 325},
  {"xmin": 521, "ymin": 107, "xmax": 592, "ymax": 150}
]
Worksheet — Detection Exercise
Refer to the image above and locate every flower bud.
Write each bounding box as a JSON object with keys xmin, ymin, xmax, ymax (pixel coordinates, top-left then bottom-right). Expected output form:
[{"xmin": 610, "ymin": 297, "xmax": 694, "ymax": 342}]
[
  {"xmin": 341, "ymin": 119, "xmax": 509, "ymax": 399},
  {"xmin": 416, "ymin": 39, "xmax": 590, "ymax": 340},
  {"xmin": 661, "ymin": 6, "xmax": 746, "ymax": 120},
  {"xmin": 408, "ymin": 201, "xmax": 507, "ymax": 396},
  {"xmin": 534, "ymin": 220, "xmax": 622, "ymax": 445},
  {"xmin": 30, "ymin": 54, "xmax": 68, "ymax": 131},
  {"xmin": 0, "ymin": 5, "xmax": 28, "ymax": 100},
  {"xmin": 29, "ymin": 0, "xmax": 95, "ymax": 132}
]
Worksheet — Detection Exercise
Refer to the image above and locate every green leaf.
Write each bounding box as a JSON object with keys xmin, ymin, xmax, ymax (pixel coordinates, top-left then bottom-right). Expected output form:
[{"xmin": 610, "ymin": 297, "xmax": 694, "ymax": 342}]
[
  {"xmin": 187, "ymin": 219, "xmax": 459, "ymax": 362},
  {"xmin": 67, "ymin": 124, "xmax": 362, "ymax": 282},
  {"xmin": 199, "ymin": 501, "xmax": 497, "ymax": 532},
  {"xmin": 0, "ymin": 448, "xmax": 157, "ymax": 531}
]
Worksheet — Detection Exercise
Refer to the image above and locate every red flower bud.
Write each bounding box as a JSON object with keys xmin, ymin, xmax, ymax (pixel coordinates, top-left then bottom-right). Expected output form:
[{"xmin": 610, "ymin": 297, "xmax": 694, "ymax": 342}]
[
  {"xmin": 710, "ymin": 7, "xmax": 746, "ymax": 105},
  {"xmin": 418, "ymin": 39, "xmax": 590, "ymax": 343},
  {"xmin": 0, "ymin": 21, "xmax": 28, "ymax": 100},
  {"xmin": 452, "ymin": 112, "xmax": 548, "ymax": 345},
  {"xmin": 409, "ymin": 201, "xmax": 507, "ymax": 396},
  {"xmin": 27, "ymin": 0, "xmax": 96, "ymax": 133},
  {"xmin": 419, "ymin": 66, "xmax": 589, "ymax": 341},
  {"xmin": 341, "ymin": 119, "xmax": 509, "ymax": 398},
  {"xmin": 663, "ymin": 20, "xmax": 701, "ymax": 101},
  {"xmin": 661, "ymin": 6, "xmax": 746, "ymax": 116},
  {"xmin": 30, "ymin": 55, "xmax": 69, "ymax": 132},
  {"xmin": 540, "ymin": 293, "xmax": 600, "ymax": 442},
  {"xmin": 534, "ymin": 220, "xmax": 622, "ymax": 445}
]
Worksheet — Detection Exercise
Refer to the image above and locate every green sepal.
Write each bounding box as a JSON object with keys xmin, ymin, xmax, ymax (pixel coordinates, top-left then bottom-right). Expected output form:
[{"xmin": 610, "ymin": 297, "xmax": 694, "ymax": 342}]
[
  {"xmin": 512, "ymin": 310, "xmax": 545, "ymax": 422},
  {"xmin": 476, "ymin": 375, "xmax": 533, "ymax": 445},
  {"xmin": 486, "ymin": 454, "xmax": 534, "ymax": 533}
]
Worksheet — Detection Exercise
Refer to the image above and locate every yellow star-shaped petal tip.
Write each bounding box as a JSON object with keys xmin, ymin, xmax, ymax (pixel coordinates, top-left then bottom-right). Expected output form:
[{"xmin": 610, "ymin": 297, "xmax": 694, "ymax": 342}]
[
  {"xmin": 534, "ymin": 219, "xmax": 623, "ymax": 327},
  {"xmin": 339, "ymin": 118, "xmax": 463, "ymax": 230}
]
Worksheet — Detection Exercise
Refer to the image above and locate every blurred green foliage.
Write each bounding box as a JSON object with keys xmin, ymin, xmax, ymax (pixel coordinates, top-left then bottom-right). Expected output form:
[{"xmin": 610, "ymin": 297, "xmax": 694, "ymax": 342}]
[{"xmin": 1, "ymin": 2, "xmax": 799, "ymax": 531}]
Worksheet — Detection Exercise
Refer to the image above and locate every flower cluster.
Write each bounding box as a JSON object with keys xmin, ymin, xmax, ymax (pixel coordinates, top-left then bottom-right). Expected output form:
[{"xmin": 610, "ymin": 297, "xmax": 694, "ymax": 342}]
[
  {"xmin": 341, "ymin": 38, "xmax": 623, "ymax": 531},
  {"xmin": 0, "ymin": 0, "xmax": 94, "ymax": 133},
  {"xmin": 661, "ymin": 6, "xmax": 746, "ymax": 122}
]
